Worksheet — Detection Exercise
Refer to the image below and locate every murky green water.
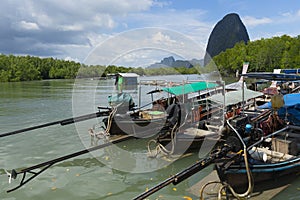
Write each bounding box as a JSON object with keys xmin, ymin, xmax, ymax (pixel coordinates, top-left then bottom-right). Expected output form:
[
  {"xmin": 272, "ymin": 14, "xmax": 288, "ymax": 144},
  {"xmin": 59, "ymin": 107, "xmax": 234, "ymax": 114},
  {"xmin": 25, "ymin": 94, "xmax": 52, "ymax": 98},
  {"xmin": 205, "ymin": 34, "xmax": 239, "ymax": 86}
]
[{"xmin": 0, "ymin": 77, "xmax": 299, "ymax": 200}]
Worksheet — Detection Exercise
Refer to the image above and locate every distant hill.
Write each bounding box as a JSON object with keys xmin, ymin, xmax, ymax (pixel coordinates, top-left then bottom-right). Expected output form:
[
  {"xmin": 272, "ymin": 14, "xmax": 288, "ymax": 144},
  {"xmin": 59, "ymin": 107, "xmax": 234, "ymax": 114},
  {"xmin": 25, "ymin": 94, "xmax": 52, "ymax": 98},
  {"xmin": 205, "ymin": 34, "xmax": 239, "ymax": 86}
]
[
  {"xmin": 147, "ymin": 56, "xmax": 201, "ymax": 69},
  {"xmin": 189, "ymin": 58, "xmax": 204, "ymax": 66},
  {"xmin": 204, "ymin": 13, "xmax": 250, "ymax": 65}
]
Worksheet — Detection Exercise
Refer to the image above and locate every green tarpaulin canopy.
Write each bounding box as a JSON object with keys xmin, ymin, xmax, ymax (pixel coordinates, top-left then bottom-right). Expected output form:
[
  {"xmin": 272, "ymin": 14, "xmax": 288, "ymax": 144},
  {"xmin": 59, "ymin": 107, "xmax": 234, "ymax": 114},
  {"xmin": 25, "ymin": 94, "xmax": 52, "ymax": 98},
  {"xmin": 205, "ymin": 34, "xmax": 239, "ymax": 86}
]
[{"xmin": 161, "ymin": 82, "xmax": 218, "ymax": 96}]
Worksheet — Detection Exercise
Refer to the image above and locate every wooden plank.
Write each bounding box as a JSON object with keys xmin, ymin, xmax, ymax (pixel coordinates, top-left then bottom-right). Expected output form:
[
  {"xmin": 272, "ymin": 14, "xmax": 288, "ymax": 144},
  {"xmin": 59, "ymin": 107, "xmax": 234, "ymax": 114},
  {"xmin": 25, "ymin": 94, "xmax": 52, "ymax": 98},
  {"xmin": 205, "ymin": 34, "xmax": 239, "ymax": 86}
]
[{"xmin": 187, "ymin": 170, "xmax": 290, "ymax": 199}]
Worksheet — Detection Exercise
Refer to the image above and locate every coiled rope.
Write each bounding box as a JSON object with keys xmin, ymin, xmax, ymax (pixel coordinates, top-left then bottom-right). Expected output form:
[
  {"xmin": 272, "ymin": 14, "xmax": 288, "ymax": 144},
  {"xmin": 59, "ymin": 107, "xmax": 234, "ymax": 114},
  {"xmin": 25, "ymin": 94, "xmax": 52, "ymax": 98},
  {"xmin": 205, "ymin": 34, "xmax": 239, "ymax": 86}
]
[
  {"xmin": 147, "ymin": 122, "xmax": 178, "ymax": 158},
  {"xmin": 88, "ymin": 106, "xmax": 118, "ymax": 139},
  {"xmin": 199, "ymin": 148, "xmax": 253, "ymax": 200}
]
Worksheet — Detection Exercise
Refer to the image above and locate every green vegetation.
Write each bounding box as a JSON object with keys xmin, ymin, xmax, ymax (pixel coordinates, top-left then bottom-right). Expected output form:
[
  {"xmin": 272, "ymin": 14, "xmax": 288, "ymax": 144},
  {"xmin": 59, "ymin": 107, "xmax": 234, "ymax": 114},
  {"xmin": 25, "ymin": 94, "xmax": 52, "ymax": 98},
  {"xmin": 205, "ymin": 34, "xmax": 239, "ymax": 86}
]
[
  {"xmin": 0, "ymin": 54, "xmax": 81, "ymax": 82},
  {"xmin": 213, "ymin": 35, "xmax": 300, "ymax": 75},
  {"xmin": 137, "ymin": 66, "xmax": 201, "ymax": 76},
  {"xmin": 0, "ymin": 54, "xmax": 202, "ymax": 82},
  {"xmin": 2, "ymin": 34, "xmax": 300, "ymax": 82},
  {"xmin": 78, "ymin": 64, "xmax": 202, "ymax": 77}
]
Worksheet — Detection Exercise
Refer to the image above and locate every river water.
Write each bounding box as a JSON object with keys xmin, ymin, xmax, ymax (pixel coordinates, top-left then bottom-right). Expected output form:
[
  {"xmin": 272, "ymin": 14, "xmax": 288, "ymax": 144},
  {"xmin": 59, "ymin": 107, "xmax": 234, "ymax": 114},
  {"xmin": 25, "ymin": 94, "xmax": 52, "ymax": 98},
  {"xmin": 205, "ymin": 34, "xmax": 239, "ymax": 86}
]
[{"xmin": 0, "ymin": 76, "xmax": 299, "ymax": 200}]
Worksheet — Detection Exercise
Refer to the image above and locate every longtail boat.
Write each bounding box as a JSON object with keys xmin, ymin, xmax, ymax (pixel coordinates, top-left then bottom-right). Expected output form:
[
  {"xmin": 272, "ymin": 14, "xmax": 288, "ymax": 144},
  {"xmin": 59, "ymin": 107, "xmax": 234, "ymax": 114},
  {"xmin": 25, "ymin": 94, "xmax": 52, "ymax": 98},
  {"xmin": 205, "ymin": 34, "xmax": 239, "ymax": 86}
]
[
  {"xmin": 96, "ymin": 80, "xmax": 221, "ymax": 138},
  {"xmin": 215, "ymin": 124, "xmax": 300, "ymax": 194},
  {"xmin": 213, "ymin": 73, "xmax": 300, "ymax": 196},
  {"xmin": 152, "ymin": 87, "xmax": 264, "ymax": 155}
]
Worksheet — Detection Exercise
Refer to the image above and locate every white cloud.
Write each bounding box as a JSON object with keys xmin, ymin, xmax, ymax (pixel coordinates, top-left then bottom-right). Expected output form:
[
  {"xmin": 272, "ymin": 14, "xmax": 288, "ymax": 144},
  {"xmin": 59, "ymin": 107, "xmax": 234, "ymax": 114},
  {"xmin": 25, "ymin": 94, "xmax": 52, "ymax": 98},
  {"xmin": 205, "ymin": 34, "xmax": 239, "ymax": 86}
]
[
  {"xmin": 152, "ymin": 0, "xmax": 172, "ymax": 8},
  {"xmin": 64, "ymin": 56, "xmax": 80, "ymax": 62},
  {"xmin": 275, "ymin": 10, "xmax": 300, "ymax": 25},
  {"xmin": 16, "ymin": 20, "xmax": 40, "ymax": 30},
  {"xmin": 4, "ymin": 0, "xmax": 156, "ymax": 32},
  {"xmin": 152, "ymin": 31, "xmax": 176, "ymax": 44},
  {"xmin": 242, "ymin": 16, "xmax": 272, "ymax": 27},
  {"xmin": 113, "ymin": 49, "xmax": 177, "ymax": 68},
  {"xmin": 125, "ymin": 9, "xmax": 210, "ymax": 49},
  {"xmin": 93, "ymin": 14, "xmax": 116, "ymax": 29},
  {"xmin": 0, "ymin": 0, "xmax": 158, "ymax": 61},
  {"xmin": 58, "ymin": 24, "xmax": 84, "ymax": 31},
  {"xmin": 0, "ymin": 0, "xmax": 211, "ymax": 63},
  {"xmin": 281, "ymin": 12, "xmax": 292, "ymax": 17},
  {"xmin": 84, "ymin": 28, "xmax": 206, "ymax": 67}
]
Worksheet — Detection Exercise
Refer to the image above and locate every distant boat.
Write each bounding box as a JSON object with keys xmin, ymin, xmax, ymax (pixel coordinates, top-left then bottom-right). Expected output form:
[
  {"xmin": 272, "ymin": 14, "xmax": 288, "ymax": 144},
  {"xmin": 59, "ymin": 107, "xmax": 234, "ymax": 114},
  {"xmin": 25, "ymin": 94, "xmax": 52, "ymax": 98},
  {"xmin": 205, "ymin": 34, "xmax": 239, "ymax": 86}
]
[
  {"xmin": 242, "ymin": 72, "xmax": 300, "ymax": 81},
  {"xmin": 281, "ymin": 68, "xmax": 300, "ymax": 74}
]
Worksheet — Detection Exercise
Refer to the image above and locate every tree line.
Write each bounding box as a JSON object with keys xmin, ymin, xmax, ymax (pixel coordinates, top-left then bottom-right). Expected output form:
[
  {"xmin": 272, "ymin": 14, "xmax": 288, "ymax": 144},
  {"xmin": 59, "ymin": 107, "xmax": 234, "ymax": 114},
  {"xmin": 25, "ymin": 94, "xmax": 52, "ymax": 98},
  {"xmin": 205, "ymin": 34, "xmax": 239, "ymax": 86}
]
[
  {"xmin": 0, "ymin": 54, "xmax": 203, "ymax": 82},
  {"xmin": 2, "ymin": 34, "xmax": 300, "ymax": 82},
  {"xmin": 77, "ymin": 64, "xmax": 204, "ymax": 78},
  {"xmin": 0, "ymin": 54, "xmax": 81, "ymax": 82},
  {"xmin": 213, "ymin": 35, "xmax": 300, "ymax": 75}
]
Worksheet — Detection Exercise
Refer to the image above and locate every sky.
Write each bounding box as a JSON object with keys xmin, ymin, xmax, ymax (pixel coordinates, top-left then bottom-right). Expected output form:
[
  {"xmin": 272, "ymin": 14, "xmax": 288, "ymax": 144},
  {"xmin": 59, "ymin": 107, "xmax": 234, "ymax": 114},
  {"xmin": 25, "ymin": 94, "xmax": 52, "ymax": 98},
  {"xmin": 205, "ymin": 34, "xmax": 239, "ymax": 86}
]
[{"xmin": 1, "ymin": 0, "xmax": 300, "ymax": 67}]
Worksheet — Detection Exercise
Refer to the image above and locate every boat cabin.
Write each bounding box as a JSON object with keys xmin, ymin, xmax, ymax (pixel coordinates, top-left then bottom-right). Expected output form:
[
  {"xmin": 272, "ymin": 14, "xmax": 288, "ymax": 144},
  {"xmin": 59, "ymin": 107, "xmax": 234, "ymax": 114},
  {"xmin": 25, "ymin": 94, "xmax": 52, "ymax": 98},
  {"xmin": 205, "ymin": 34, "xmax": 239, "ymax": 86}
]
[{"xmin": 115, "ymin": 73, "xmax": 139, "ymax": 90}]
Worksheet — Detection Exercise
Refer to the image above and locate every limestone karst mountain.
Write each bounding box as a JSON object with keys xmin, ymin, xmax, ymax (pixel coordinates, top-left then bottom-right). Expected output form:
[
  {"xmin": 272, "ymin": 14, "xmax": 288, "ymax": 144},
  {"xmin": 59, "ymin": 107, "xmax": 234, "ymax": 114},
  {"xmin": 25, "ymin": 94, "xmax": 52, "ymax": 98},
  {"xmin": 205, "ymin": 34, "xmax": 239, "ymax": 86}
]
[{"xmin": 204, "ymin": 13, "xmax": 250, "ymax": 66}]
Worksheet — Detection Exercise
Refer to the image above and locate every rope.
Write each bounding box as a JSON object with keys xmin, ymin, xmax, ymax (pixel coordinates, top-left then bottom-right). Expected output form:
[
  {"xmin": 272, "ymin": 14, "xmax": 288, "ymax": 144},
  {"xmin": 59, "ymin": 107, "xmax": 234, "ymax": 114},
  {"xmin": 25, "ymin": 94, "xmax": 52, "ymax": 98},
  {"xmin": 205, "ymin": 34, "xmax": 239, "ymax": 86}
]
[
  {"xmin": 199, "ymin": 148, "xmax": 253, "ymax": 200},
  {"xmin": 221, "ymin": 150, "xmax": 253, "ymax": 199},
  {"xmin": 104, "ymin": 106, "xmax": 118, "ymax": 135},
  {"xmin": 88, "ymin": 106, "xmax": 118, "ymax": 141},
  {"xmin": 147, "ymin": 122, "xmax": 178, "ymax": 158},
  {"xmin": 199, "ymin": 181, "xmax": 223, "ymax": 200}
]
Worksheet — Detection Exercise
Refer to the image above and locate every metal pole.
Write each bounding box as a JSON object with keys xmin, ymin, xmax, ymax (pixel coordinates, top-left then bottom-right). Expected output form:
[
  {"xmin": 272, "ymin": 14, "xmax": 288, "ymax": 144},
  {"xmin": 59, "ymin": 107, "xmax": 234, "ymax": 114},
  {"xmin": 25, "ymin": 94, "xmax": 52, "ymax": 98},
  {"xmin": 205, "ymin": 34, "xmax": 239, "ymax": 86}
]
[
  {"xmin": 242, "ymin": 79, "xmax": 245, "ymax": 115},
  {"xmin": 138, "ymin": 81, "xmax": 141, "ymax": 107}
]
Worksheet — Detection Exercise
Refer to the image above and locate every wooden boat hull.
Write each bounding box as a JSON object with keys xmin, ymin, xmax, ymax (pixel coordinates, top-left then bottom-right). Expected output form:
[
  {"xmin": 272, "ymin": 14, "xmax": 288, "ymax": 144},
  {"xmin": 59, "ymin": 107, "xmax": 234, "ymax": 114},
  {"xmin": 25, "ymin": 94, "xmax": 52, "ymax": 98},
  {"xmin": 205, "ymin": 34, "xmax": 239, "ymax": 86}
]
[
  {"xmin": 215, "ymin": 157, "xmax": 300, "ymax": 193},
  {"xmin": 157, "ymin": 127, "xmax": 220, "ymax": 154},
  {"xmin": 104, "ymin": 115, "xmax": 167, "ymax": 138}
]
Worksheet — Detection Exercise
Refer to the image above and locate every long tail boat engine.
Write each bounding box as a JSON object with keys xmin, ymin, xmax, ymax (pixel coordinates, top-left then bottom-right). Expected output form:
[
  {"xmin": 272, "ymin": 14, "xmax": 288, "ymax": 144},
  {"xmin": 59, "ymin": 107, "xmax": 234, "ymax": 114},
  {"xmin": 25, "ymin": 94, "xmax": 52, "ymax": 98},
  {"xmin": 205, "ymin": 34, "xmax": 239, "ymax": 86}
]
[
  {"xmin": 224, "ymin": 115, "xmax": 249, "ymax": 137},
  {"xmin": 242, "ymin": 124, "xmax": 265, "ymax": 144}
]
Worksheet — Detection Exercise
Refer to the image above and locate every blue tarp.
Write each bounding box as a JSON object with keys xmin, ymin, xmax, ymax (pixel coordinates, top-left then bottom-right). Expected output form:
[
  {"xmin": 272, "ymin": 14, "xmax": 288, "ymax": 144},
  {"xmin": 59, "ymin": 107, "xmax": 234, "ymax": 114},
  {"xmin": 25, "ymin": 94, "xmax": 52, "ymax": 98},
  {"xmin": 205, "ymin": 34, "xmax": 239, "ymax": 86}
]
[
  {"xmin": 258, "ymin": 93, "xmax": 300, "ymax": 109},
  {"xmin": 258, "ymin": 93, "xmax": 300, "ymax": 126},
  {"xmin": 278, "ymin": 103, "xmax": 300, "ymax": 126}
]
